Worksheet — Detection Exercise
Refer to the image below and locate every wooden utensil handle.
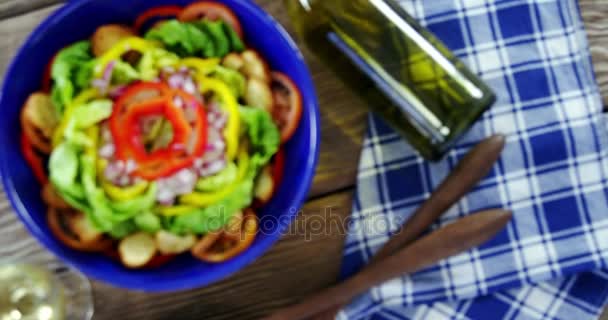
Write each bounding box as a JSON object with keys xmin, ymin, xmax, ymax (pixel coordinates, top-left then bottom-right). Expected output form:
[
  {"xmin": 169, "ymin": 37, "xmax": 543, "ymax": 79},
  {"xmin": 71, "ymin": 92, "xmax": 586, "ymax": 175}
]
[
  {"xmin": 373, "ymin": 134, "xmax": 505, "ymax": 262},
  {"xmin": 264, "ymin": 209, "xmax": 512, "ymax": 320}
]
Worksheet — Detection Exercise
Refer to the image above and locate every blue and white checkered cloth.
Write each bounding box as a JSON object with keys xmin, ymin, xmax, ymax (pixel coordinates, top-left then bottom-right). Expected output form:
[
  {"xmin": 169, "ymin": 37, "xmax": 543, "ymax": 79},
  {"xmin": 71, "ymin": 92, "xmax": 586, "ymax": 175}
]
[{"xmin": 338, "ymin": 0, "xmax": 608, "ymax": 319}]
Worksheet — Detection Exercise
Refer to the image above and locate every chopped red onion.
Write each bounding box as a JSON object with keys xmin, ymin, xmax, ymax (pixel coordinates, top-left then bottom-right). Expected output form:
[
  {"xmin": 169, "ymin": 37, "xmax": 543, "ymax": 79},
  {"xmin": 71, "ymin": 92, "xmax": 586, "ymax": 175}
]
[
  {"xmin": 125, "ymin": 159, "xmax": 137, "ymax": 174},
  {"xmin": 98, "ymin": 144, "xmax": 115, "ymax": 159},
  {"xmin": 92, "ymin": 79, "xmax": 109, "ymax": 93},
  {"xmin": 156, "ymin": 185, "xmax": 176, "ymax": 204},
  {"xmin": 103, "ymin": 61, "xmax": 116, "ymax": 83},
  {"xmin": 183, "ymin": 78, "xmax": 196, "ymax": 94},
  {"xmin": 118, "ymin": 175, "xmax": 131, "ymax": 187},
  {"xmin": 173, "ymin": 96, "xmax": 184, "ymax": 109},
  {"xmin": 168, "ymin": 73, "xmax": 185, "ymax": 89},
  {"xmin": 199, "ymin": 158, "xmax": 227, "ymax": 177}
]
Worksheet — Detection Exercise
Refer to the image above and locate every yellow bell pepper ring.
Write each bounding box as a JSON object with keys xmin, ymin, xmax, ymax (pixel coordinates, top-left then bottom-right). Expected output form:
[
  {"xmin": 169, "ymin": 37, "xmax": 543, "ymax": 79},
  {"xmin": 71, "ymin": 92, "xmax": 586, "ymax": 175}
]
[
  {"xmin": 156, "ymin": 205, "xmax": 199, "ymax": 217},
  {"xmin": 94, "ymin": 37, "xmax": 160, "ymax": 77},
  {"xmin": 103, "ymin": 181, "xmax": 150, "ymax": 202},
  {"xmin": 197, "ymin": 77, "xmax": 240, "ymax": 161},
  {"xmin": 177, "ymin": 148, "xmax": 249, "ymax": 209},
  {"xmin": 179, "ymin": 58, "xmax": 221, "ymax": 77},
  {"xmin": 52, "ymin": 89, "xmax": 99, "ymax": 147}
]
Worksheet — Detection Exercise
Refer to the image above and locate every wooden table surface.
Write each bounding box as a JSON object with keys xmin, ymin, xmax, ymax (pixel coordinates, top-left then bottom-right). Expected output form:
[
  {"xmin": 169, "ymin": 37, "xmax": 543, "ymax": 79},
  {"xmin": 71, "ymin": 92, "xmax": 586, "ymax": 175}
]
[{"xmin": 1, "ymin": 1, "xmax": 608, "ymax": 319}]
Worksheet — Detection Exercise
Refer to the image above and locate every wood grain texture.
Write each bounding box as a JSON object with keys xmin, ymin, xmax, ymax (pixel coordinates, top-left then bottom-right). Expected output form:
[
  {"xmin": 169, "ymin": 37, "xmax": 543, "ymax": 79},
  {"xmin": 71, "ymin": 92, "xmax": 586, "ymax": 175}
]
[
  {"xmin": 580, "ymin": 0, "xmax": 608, "ymax": 107},
  {"xmin": 0, "ymin": 0, "xmax": 61, "ymax": 20},
  {"xmin": 0, "ymin": 1, "xmax": 606, "ymax": 320}
]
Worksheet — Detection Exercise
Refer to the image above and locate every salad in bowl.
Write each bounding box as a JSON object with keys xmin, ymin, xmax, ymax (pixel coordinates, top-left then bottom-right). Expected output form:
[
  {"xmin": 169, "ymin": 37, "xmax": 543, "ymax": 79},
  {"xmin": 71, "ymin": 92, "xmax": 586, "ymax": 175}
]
[{"xmin": 19, "ymin": 1, "xmax": 302, "ymax": 269}]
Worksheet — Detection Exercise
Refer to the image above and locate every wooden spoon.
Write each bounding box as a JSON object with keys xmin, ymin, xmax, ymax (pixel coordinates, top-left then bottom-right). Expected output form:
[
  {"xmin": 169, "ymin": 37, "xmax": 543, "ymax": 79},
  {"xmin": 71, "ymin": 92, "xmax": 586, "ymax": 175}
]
[
  {"xmin": 263, "ymin": 209, "xmax": 512, "ymax": 320},
  {"xmin": 311, "ymin": 134, "xmax": 506, "ymax": 319}
]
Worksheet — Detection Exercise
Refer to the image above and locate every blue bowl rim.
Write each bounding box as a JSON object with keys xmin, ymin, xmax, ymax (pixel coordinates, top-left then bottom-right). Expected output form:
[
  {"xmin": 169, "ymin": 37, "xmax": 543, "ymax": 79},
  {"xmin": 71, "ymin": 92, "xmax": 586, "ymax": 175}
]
[{"xmin": 0, "ymin": 0, "xmax": 320, "ymax": 291}]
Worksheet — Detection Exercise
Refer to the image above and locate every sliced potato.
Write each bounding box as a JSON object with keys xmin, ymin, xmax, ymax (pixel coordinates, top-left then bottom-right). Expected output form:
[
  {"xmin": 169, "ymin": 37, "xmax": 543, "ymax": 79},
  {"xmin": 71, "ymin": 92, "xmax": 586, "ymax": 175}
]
[
  {"xmin": 91, "ymin": 24, "xmax": 136, "ymax": 57},
  {"xmin": 69, "ymin": 213, "xmax": 104, "ymax": 244},
  {"xmin": 155, "ymin": 230, "xmax": 197, "ymax": 255},
  {"xmin": 245, "ymin": 78, "xmax": 273, "ymax": 113},
  {"xmin": 118, "ymin": 232, "xmax": 157, "ymax": 268},
  {"xmin": 222, "ymin": 53, "xmax": 244, "ymax": 71},
  {"xmin": 21, "ymin": 92, "xmax": 57, "ymax": 154},
  {"xmin": 254, "ymin": 166, "xmax": 274, "ymax": 204},
  {"xmin": 21, "ymin": 92, "xmax": 57, "ymax": 138},
  {"xmin": 47, "ymin": 208, "xmax": 111, "ymax": 252},
  {"xmin": 191, "ymin": 230, "xmax": 222, "ymax": 260},
  {"xmin": 241, "ymin": 50, "xmax": 270, "ymax": 83}
]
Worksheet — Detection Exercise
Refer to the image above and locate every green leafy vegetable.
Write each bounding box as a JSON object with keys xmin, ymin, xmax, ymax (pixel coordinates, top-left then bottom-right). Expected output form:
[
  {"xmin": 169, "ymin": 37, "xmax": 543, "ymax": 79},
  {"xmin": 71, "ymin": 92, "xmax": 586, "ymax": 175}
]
[
  {"xmin": 49, "ymin": 142, "xmax": 84, "ymax": 199},
  {"xmin": 239, "ymin": 106, "xmax": 281, "ymax": 174},
  {"xmin": 137, "ymin": 48, "xmax": 180, "ymax": 81},
  {"xmin": 109, "ymin": 220, "xmax": 137, "ymax": 239},
  {"xmin": 134, "ymin": 212, "xmax": 162, "ymax": 233},
  {"xmin": 50, "ymin": 41, "xmax": 95, "ymax": 114},
  {"xmin": 110, "ymin": 183, "xmax": 158, "ymax": 216},
  {"xmin": 196, "ymin": 162, "xmax": 238, "ymax": 192},
  {"xmin": 198, "ymin": 20, "xmax": 230, "ymax": 57},
  {"xmin": 212, "ymin": 66, "xmax": 246, "ymax": 97},
  {"xmin": 62, "ymin": 99, "xmax": 112, "ymax": 148},
  {"xmin": 145, "ymin": 20, "xmax": 243, "ymax": 58},
  {"xmin": 145, "ymin": 20, "xmax": 212, "ymax": 57},
  {"xmin": 112, "ymin": 61, "xmax": 140, "ymax": 84},
  {"xmin": 223, "ymin": 22, "xmax": 245, "ymax": 52}
]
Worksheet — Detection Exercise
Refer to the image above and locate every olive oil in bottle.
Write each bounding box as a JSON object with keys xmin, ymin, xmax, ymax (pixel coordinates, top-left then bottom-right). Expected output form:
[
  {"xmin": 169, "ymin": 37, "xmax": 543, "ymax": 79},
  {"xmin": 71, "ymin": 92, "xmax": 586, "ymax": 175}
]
[{"xmin": 284, "ymin": 0, "xmax": 496, "ymax": 160}]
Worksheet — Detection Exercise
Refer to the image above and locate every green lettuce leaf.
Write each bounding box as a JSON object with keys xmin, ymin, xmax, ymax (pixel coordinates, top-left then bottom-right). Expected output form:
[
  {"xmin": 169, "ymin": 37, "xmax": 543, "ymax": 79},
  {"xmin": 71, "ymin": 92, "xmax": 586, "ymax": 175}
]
[
  {"xmin": 239, "ymin": 106, "xmax": 281, "ymax": 175},
  {"xmin": 196, "ymin": 162, "xmax": 238, "ymax": 192},
  {"xmin": 145, "ymin": 20, "xmax": 212, "ymax": 57},
  {"xmin": 212, "ymin": 66, "xmax": 246, "ymax": 97},
  {"xmin": 112, "ymin": 61, "xmax": 140, "ymax": 84},
  {"xmin": 223, "ymin": 22, "xmax": 245, "ymax": 52},
  {"xmin": 134, "ymin": 212, "xmax": 162, "ymax": 233},
  {"xmin": 137, "ymin": 48, "xmax": 180, "ymax": 81},
  {"xmin": 145, "ymin": 20, "xmax": 243, "ymax": 58},
  {"xmin": 50, "ymin": 41, "xmax": 94, "ymax": 114}
]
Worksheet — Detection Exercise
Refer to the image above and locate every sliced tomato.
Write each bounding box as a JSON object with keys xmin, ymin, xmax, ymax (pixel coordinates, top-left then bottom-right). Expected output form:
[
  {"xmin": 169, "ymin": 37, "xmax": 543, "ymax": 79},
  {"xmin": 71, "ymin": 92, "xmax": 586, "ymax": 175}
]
[
  {"xmin": 272, "ymin": 148, "xmax": 285, "ymax": 188},
  {"xmin": 21, "ymin": 133, "xmax": 48, "ymax": 185},
  {"xmin": 191, "ymin": 209, "xmax": 258, "ymax": 263},
  {"xmin": 134, "ymin": 5, "xmax": 183, "ymax": 34},
  {"xmin": 47, "ymin": 208, "xmax": 112, "ymax": 252},
  {"xmin": 41, "ymin": 54, "xmax": 56, "ymax": 93},
  {"xmin": 178, "ymin": 1, "xmax": 243, "ymax": 38},
  {"xmin": 270, "ymin": 72, "xmax": 303, "ymax": 143},
  {"xmin": 144, "ymin": 254, "xmax": 177, "ymax": 269}
]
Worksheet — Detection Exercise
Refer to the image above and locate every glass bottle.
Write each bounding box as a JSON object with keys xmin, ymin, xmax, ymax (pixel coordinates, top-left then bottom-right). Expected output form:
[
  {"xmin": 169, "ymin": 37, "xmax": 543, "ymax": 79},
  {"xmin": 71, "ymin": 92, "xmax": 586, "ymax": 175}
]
[{"xmin": 284, "ymin": 0, "xmax": 496, "ymax": 160}]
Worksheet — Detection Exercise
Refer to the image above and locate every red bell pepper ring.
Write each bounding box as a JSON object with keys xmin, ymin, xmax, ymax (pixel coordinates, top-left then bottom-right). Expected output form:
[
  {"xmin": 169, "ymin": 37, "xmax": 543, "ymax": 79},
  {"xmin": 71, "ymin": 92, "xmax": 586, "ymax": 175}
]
[
  {"xmin": 134, "ymin": 5, "xmax": 183, "ymax": 34},
  {"xmin": 123, "ymin": 98, "xmax": 191, "ymax": 163},
  {"xmin": 21, "ymin": 133, "xmax": 48, "ymax": 185},
  {"xmin": 110, "ymin": 82, "xmax": 171, "ymax": 160},
  {"xmin": 109, "ymin": 82, "xmax": 208, "ymax": 180},
  {"xmin": 133, "ymin": 93, "xmax": 207, "ymax": 180}
]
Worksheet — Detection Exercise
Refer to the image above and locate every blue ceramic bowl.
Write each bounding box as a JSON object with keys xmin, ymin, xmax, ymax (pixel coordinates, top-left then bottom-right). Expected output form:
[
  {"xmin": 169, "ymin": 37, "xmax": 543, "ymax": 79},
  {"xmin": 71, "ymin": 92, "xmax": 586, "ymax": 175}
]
[{"xmin": 0, "ymin": 0, "xmax": 319, "ymax": 291}]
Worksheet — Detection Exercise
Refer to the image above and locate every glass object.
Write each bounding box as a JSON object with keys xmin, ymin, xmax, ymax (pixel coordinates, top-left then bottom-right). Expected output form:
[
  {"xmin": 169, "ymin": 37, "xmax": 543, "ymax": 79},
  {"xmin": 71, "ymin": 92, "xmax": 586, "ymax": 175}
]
[
  {"xmin": 0, "ymin": 264, "xmax": 93, "ymax": 320},
  {"xmin": 285, "ymin": 0, "xmax": 496, "ymax": 160}
]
